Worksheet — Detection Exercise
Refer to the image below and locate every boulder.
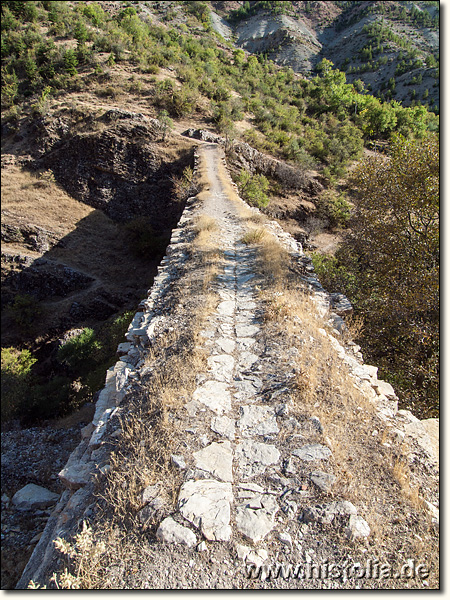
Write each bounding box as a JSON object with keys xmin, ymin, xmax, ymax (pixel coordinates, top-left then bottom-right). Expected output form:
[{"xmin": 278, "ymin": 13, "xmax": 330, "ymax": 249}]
[
  {"xmin": 292, "ymin": 444, "xmax": 332, "ymax": 461},
  {"xmin": 12, "ymin": 484, "xmax": 59, "ymax": 511},
  {"xmin": 156, "ymin": 517, "xmax": 197, "ymax": 548}
]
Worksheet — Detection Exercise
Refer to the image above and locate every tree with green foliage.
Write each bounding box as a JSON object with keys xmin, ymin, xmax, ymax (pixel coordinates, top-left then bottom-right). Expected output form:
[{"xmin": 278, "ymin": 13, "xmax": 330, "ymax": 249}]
[
  {"xmin": 57, "ymin": 328, "xmax": 102, "ymax": 373},
  {"xmin": 344, "ymin": 133, "xmax": 439, "ymax": 415},
  {"xmin": 236, "ymin": 170, "xmax": 270, "ymax": 208},
  {"xmin": 63, "ymin": 48, "xmax": 78, "ymax": 75},
  {"xmin": 1, "ymin": 347, "xmax": 37, "ymax": 420},
  {"xmin": 1, "ymin": 67, "xmax": 19, "ymax": 108}
]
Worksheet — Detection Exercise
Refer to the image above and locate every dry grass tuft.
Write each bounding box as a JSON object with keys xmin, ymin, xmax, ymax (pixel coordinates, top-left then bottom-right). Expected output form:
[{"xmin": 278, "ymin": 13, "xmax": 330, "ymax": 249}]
[{"xmin": 241, "ymin": 227, "xmax": 267, "ymax": 245}]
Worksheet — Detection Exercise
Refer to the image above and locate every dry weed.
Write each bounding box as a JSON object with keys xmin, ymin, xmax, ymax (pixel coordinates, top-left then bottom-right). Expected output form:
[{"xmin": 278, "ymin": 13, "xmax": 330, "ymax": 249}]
[{"xmin": 241, "ymin": 227, "xmax": 267, "ymax": 245}]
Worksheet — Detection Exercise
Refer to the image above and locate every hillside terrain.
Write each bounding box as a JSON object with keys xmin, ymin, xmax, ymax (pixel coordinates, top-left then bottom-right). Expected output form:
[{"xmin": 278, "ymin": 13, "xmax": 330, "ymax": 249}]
[
  {"xmin": 211, "ymin": 1, "xmax": 440, "ymax": 111},
  {"xmin": 0, "ymin": 1, "xmax": 439, "ymax": 589}
]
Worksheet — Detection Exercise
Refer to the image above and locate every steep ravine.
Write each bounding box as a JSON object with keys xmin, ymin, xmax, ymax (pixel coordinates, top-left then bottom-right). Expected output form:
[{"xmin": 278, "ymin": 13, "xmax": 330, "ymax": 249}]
[{"xmin": 2, "ymin": 108, "xmax": 196, "ymax": 379}]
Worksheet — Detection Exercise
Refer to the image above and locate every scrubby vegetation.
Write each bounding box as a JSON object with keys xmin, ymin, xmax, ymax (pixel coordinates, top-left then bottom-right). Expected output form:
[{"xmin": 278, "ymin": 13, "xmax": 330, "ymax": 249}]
[{"xmin": 1, "ymin": 311, "xmax": 134, "ymax": 422}]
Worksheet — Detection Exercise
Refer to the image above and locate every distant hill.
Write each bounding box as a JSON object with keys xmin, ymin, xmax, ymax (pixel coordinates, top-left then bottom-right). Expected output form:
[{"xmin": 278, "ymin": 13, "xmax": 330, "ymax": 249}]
[{"xmin": 211, "ymin": 1, "xmax": 439, "ymax": 111}]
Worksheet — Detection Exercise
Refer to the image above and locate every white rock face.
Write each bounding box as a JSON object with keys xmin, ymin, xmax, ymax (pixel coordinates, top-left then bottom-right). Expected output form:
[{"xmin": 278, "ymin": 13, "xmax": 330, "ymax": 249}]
[
  {"xmin": 178, "ymin": 480, "xmax": 233, "ymax": 541},
  {"xmin": 345, "ymin": 515, "xmax": 371, "ymax": 540},
  {"xmin": 12, "ymin": 484, "xmax": 60, "ymax": 511},
  {"xmin": 193, "ymin": 380, "xmax": 232, "ymax": 415},
  {"xmin": 235, "ymin": 440, "xmax": 281, "ymax": 479},
  {"xmin": 193, "ymin": 441, "xmax": 233, "ymax": 482},
  {"xmin": 156, "ymin": 517, "xmax": 197, "ymax": 548},
  {"xmin": 292, "ymin": 444, "xmax": 332, "ymax": 461},
  {"xmin": 211, "ymin": 415, "xmax": 236, "ymax": 440},
  {"xmin": 238, "ymin": 405, "xmax": 279, "ymax": 438}
]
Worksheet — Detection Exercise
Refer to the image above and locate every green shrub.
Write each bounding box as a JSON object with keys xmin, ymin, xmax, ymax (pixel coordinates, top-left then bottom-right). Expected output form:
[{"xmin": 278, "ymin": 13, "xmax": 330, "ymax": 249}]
[
  {"xmin": 1, "ymin": 67, "xmax": 19, "ymax": 108},
  {"xmin": 316, "ymin": 189, "xmax": 352, "ymax": 228},
  {"xmin": 57, "ymin": 328, "xmax": 102, "ymax": 374},
  {"xmin": 1, "ymin": 347, "xmax": 37, "ymax": 420},
  {"xmin": 8, "ymin": 293, "xmax": 42, "ymax": 329},
  {"xmin": 63, "ymin": 48, "xmax": 78, "ymax": 75},
  {"xmin": 236, "ymin": 170, "xmax": 270, "ymax": 208},
  {"xmin": 158, "ymin": 109, "xmax": 173, "ymax": 141}
]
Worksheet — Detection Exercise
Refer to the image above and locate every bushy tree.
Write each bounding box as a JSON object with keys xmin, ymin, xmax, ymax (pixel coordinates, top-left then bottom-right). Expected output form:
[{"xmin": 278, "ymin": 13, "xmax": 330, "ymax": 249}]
[
  {"xmin": 1, "ymin": 347, "xmax": 37, "ymax": 419},
  {"xmin": 57, "ymin": 328, "xmax": 102, "ymax": 373},
  {"xmin": 344, "ymin": 133, "xmax": 439, "ymax": 414},
  {"xmin": 236, "ymin": 170, "xmax": 270, "ymax": 208}
]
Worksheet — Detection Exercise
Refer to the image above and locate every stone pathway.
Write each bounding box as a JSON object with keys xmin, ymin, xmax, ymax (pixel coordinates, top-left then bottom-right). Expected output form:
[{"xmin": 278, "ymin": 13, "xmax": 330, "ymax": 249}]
[
  {"xmin": 158, "ymin": 145, "xmax": 346, "ymax": 552},
  {"xmin": 173, "ymin": 144, "xmax": 281, "ymax": 546}
]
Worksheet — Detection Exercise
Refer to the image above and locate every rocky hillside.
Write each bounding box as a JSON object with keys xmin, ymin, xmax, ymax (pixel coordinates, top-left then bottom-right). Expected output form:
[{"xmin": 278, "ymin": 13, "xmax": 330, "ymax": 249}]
[{"xmin": 211, "ymin": 1, "xmax": 439, "ymax": 111}]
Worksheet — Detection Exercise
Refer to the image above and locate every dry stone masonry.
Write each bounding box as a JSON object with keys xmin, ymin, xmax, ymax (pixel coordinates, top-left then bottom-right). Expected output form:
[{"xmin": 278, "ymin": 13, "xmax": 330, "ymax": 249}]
[{"xmin": 16, "ymin": 144, "xmax": 439, "ymax": 589}]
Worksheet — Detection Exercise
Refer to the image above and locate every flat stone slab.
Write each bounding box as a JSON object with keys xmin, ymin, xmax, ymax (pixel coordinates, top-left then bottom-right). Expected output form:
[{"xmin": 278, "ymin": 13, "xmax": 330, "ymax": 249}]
[
  {"xmin": 238, "ymin": 405, "xmax": 279, "ymax": 437},
  {"xmin": 59, "ymin": 461, "xmax": 95, "ymax": 490},
  {"xmin": 193, "ymin": 380, "xmax": 231, "ymax": 415},
  {"xmin": 178, "ymin": 480, "xmax": 233, "ymax": 541},
  {"xmin": 216, "ymin": 337, "xmax": 236, "ymax": 354},
  {"xmin": 217, "ymin": 300, "xmax": 236, "ymax": 317},
  {"xmin": 12, "ymin": 484, "xmax": 60, "ymax": 511},
  {"xmin": 211, "ymin": 415, "xmax": 236, "ymax": 440},
  {"xmin": 235, "ymin": 324, "xmax": 260, "ymax": 338},
  {"xmin": 219, "ymin": 324, "xmax": 234, "ymax": 336},
  {"xmin": 156, "ymin": 517, "xmax": 197, "ymax": 548},
  {"xmin": 237, "ymin": 301, "xmax": 257, "ymax": 311},
  {"xmin": 292, "ymin": 444, "xmax": 332, "ymax": 461},
  {"xmin": 233, "ymin": 376, "xmax": 263, "ymax": 402},
  {"xmin": 207, "ymin": 354, "xmax": 235, "ymax": 383},
  {"xmin": 237, "ymin": 273, "xmax": 254, "ymax": 285},
  {"xmin": 235, "ymin": 505, "xmax": 276, "ymax": 543},
  {"xmin": 193, "ymin": 441, "xmax": 233, "ymax": 482},
  {"xmin": 236, "ymin": 337, "xmax": 256, "ymax": 350},
  {"xmin": 235, "ymin": 440, "xmax": 281, "ymax": 479},
  {"xmin": 218, "ymin": 290, "xmax": 235, "ymax": 301},
  {"xmin": 238, "ymin": 351, "xmax": 259, "ymax": 369},
  {"xmin": 236, "ymin": 312, "xmax": 257, "ymax": 324}
]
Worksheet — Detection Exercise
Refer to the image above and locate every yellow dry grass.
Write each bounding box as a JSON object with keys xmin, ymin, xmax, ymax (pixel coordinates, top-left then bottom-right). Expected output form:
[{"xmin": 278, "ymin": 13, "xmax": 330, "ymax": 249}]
[{"xmin": 1, "ymin": 166, "xmax": 94, "ymax": 236}]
